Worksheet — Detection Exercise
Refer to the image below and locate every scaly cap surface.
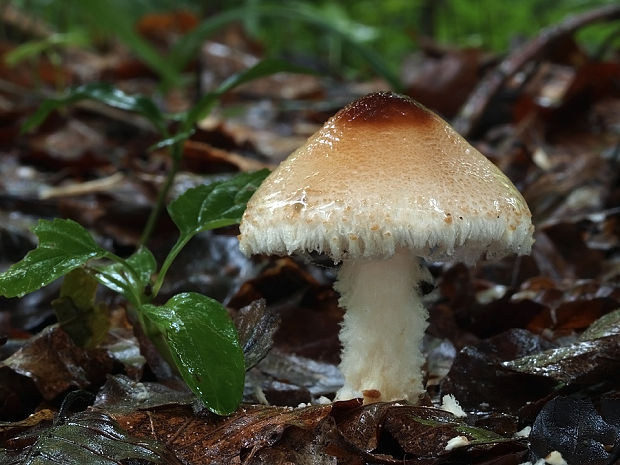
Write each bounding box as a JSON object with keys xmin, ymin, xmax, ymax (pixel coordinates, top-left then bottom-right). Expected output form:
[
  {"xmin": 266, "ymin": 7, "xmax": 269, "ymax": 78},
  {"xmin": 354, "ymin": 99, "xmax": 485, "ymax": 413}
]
[{"xmin": 239, "ymin": 92, "xmax": 534, "ymax": 263}]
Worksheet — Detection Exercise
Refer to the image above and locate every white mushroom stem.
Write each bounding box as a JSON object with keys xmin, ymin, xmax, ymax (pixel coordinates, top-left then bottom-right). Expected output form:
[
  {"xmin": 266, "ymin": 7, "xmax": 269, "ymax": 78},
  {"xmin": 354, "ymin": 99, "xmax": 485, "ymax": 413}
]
[{"xmin": 334, "ymin": 248, "xmax": 430, "ymax": 403}]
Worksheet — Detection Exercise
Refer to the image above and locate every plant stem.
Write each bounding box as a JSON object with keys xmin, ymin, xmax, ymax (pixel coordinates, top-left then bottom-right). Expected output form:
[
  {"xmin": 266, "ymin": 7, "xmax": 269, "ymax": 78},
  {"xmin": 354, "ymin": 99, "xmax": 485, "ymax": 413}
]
[
  {"xmin": 139, "ymin": 141, "xmax": 183, "ymax": 246},
  {"xmin": 151, "ymin": 235, "xmax": 191, "ymax": 297}
]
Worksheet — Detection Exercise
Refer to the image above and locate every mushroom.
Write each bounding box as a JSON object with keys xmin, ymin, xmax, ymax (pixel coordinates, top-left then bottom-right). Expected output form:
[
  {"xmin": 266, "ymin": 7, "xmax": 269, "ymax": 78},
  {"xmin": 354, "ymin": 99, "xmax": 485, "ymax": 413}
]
[{"xmin": 239, "ymin": 92, "xmax": 534, "ymax": 404}]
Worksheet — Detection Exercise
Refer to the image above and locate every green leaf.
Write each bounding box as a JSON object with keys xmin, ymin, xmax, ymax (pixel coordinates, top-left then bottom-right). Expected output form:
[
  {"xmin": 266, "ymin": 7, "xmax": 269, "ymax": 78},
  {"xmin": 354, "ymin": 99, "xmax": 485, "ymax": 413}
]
[
  {"xmin": 94, "ymin": 246, "xmax": 156, "ymax": 307},
  {"xmin": 53, "ymin": 268, "xmax": 109, "ymax": 348},
  {"xmin": 0, "ymin": 218, "xmax": 107, "ymax": 298},
  {"xmin": 148, "ymin": 129, "xmax": 195, "ymax": 152},
  {"xmin": 168, "ymin": 169, "xmax": 270, "ymax": 238},
  {"xmin": 153, "ymin": 170, "xmax": 269, "ymax": 296},
  {"xmin": 4, "ymin": 31, "xmax": 89, "ymax": 67},
  {"xmin": 170, "ymin": 3, "xmax": 402, "ymax": 90},
  {"xmin": 142, "ymin": 293, "xmax": 245, "ymax": 416},
  {"xmin": 182, "ymin": 58, "xmax": 315, "ymax": 132},
  {"xmin": 80, "ymin": 0, "xmax": 179, "ymax": 88},
  {"xmin": 21, "ymin": 82, "xmax": 166, "ymax": 134}
]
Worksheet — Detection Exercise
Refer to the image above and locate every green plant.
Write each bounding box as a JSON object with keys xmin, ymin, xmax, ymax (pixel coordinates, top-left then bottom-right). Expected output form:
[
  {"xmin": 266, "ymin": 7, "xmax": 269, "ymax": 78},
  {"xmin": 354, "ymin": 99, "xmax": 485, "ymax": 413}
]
[
  {"xmin": 4, "ymin": 31, "xmax": 89, "ymax": 68},
  {"xmin": 0, "ymin": 172, "xmax": 266, "ymax": 415},
  {"xmin": 8, "ymin": 0, "xmax": 402, "ymax": 92},
  {"xmin": 0, "ymin": 58, "xmax": 308, "ymax": 415}
]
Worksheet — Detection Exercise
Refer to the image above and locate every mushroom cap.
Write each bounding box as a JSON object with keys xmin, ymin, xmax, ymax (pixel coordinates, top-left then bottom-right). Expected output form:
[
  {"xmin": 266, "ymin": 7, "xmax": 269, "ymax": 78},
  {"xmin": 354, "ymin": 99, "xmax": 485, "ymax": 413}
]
[{"xmin": 239, "ymin": 92, "xmax": 534, "ymax": 264}]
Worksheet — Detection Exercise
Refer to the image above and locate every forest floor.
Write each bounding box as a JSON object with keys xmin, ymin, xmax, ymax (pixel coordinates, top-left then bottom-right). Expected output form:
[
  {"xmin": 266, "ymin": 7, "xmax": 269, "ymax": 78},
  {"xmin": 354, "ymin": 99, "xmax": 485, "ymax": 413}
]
[{"xmin": 0, "ymin": 5, "xmax": 619, "ymax": 465}]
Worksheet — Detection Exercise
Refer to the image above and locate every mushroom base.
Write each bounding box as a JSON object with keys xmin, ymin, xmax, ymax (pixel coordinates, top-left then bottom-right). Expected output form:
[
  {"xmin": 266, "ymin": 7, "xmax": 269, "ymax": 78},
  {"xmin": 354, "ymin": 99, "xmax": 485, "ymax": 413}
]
[{"xmin": 334, "ymin": 249, "xmax": 430, "ymax": 404}]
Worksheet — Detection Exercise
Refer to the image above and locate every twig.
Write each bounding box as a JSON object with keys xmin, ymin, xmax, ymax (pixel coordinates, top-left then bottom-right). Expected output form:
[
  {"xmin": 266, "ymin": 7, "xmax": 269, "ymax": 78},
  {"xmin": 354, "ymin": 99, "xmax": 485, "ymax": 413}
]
[
  {"xmin": 39, "ymin": 172, "xmax": 125, "ymax": 199},
  {"xmin": 453, "ymin": 4, "xmax": 620, "ymax": 137},
  {"xmin": 184, "ymin": 139, "xmax": 273, "ymax": 172}
]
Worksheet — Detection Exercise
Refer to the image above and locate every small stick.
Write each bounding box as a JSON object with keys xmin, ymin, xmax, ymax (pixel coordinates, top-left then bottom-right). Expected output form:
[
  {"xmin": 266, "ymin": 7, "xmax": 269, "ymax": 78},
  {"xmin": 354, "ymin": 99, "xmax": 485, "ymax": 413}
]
[{"xmin": 453, "ymin": 4, "xmax": 620, "ymax": 137}]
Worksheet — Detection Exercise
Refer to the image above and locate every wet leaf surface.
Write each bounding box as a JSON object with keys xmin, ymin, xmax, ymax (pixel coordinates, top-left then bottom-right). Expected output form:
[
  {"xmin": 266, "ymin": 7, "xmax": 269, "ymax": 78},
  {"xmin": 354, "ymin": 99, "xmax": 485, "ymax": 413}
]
[
  {"xmin": 530, "ymin": 396, "xmax": 619, "ymax": 465},
  {"xmin": 94, "ymin": 374, "xmax": 195, "ymax": 414},
  {"xmin": 0, "ymin": 218, "xmax": 107, "ymax": 298},
  {"xmin": 1, "ymin": 409, "xmax": 181, "ymax": 464},
  {"xmin": 0, "ymin": 409, "xmax": 55, "ymax": 444},
  {"xmin": 0, "ymin": 326, "xmax": 113, "ymax": 406},
  {"xmin": 167, "ymin": 169, "xmax": 269, "ymax": 238},
  {"xmin": 503, "ymin": 334, "xmax": 620, "ymax": 385},
  {"xmin": 235, "ymin": 298, "xmax": 281, "ymax": 370},
  {"xmin": 143, "ymin": 292, "xmax": 245, "ymax": 416},
  {"xmin": 440, "ymin": 329, "xmax": 559, "ymax": 415},
  {"xmin": 111, "ymin": 403, "xmax": 333, "ymax": 464}
]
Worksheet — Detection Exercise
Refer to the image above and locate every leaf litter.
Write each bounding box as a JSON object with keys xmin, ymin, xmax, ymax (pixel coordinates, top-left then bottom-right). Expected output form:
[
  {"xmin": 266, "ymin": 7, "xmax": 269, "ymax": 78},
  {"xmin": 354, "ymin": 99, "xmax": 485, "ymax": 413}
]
[{"xmin": 0, "ymin": 4, "xmax": 620, "ymax": 464}]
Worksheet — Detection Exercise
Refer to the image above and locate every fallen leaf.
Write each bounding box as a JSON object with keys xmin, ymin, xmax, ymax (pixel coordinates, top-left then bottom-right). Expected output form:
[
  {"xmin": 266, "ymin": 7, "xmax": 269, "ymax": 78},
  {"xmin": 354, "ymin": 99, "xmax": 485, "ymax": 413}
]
[
  {"xmin": 112, "ymin": 403, "xmax": 332, "ymax": 464},
  {"xmin": 440, "ymin": 329, "xmax": 557, "ymax": 415},
  {"xmin": 1, "ymin": 409, "xmax": 182, "ymax": 464},
  {"xmin": 0, "ymin": 325, "xmax": 113, "ymax": 402},
  {"xmin": 235, "ymin": 299, "xmax": 281, "ymax": 370},
  {"xmin": 94, "ymin": 374, "xmax": 195, "ymax": 414},
  {"xmin": 530, "ymin": 396, "xmax": 619, "ymax": 465},
  {"xmin": 502, "ymin": 335, "xmax": 620, "ymax": 385}
]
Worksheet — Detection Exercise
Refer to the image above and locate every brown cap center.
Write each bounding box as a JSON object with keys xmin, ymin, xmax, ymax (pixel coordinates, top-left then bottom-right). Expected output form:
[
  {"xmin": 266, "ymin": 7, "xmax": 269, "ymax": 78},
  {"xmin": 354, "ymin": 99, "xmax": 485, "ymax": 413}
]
[{"xmin": 336, "ymin": 91, "xmax": 435, "ymax": 128}]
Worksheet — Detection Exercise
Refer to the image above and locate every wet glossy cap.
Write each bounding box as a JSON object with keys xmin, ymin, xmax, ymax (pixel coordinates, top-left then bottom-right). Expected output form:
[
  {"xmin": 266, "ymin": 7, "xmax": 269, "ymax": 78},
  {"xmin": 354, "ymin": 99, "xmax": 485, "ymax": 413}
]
[{"xmin": 239, "ymin": 92, "xmax": 534, "ymax": 263}]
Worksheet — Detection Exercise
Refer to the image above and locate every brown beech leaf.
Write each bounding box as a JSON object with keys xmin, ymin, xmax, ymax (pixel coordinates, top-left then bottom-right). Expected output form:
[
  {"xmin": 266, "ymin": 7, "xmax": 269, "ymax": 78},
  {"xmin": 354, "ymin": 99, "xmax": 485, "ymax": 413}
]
[
  {"xmin": 182, "ymin": 139, "xmax": 269, "ymax": 173},
  {"xmin": 440, "ymin": 329, "xmax": 557, "ymax": 415},
  {"xmin": 229, "ymin": 257, "xmax": 321, "ymax": 308},
  {"xmin": 579, "ymin": 308, "xmax": 620, "ymax": 340},
  {"xmin": 245, "ymin": 349, "xmax": 343, "ymax": 405},
  {"xmin": 530, "ymin": 396, "xmax": 619, "ymax": 465},
  {"xmin": 94, "ymin": 374, "xmax": 195, "ymax": 414},
  {"xmin": 0, "ymin": 325, "xmax": 113, "ymax": 402},
  {"xmin": 380, "ymin": 406, "xmax": 467, "ymax": 458},
  {"xmin": 235, "ymin": 298, "xmax": 280, "ymax": 370},
  {"xmin": 403, "ymin": 45, "xmax": 487, "ymax": 119},
  {"xmin": 502, "ymin": 335, "xmax": 620, "ymax": 385},
  {"xmin": 111, "ymin": 403, "xmax": 332, "ymax": 465},
  {"xmin": 1, "ymin": 409, "xmax": 182, "ymax": 464},
  {"xmin": 333, "ymin": 402, "xmax": 527, "ymax": 464},
  {"xmin": 0, "ymin": 408, "xmax": 54, "ymax": 443},
  {"xmin": 246, "ymin": 420, "xmax": 340, "ymax": 465},
  {"xmin": 136, "ymin": 10, "xmax": 199, "ymax": 46},
  {"xmin": 526, "ymin": 297, "xmax": 619, "ymax": 335},
  {"xmin": 229, "ymin": 257, "xmax": 343, "ymax": 364}
]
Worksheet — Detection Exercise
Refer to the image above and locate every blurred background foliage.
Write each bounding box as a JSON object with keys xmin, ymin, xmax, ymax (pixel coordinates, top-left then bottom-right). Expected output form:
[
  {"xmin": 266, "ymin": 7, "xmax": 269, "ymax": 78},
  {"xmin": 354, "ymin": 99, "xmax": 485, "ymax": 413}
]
[{"xmin": 4, "ymin": 0, "xmax": 619, "ymax": 86}]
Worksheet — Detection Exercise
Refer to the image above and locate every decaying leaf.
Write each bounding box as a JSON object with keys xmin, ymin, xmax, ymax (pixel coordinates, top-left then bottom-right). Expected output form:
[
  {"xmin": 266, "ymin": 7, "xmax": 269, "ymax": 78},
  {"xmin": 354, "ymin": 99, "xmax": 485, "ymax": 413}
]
[
  {"xmin": 0, "ymin": 409, "xmax": 54, "ymax": 443},
  {"xmin": 101, "ymin": 326, "xmax": 146, "ymax": 380},
  {"xmin": 579, "ymin": 308, "xmax": 620, "ymax": 340},
  {"xmin": 503, "ymin": 310, "xmax": 620, "ymax": 384},
  {"xmin": 333, "ymin": 401, "xmax": 528, "ymax": 464},
  {"xmin": 112, "ymin": 403, "xmax": 333, "ymax": 464},
  {"xmin": 52, "ymin": 268, "xmax": 109, "ymax": 348},
  {"xmin": 94, "ymin": 374, "xmax": 195, "ymax": 414},
  {"xmin": 502, "ymin": 335, "xmax": 620, "ymax": 385},
  {"xmin": 530, "ymin": 396, "xmax": 619, "ymax": 465},
  {"xmin": 0, "ymin": 325, "xmax": 113, "ymax": 404},
  {"xmin": 235, "ymin": 298, "xmax": 281, "ymax": 370},
  {"xmin": 1, "ymin": 3, "xmax": 620, "ymax": 463},
  {"xmin": 0, "ymin": 409, "xmax": 182, "ymax": 464},
  {"xmin": 246, "ymin": 349, "xmax": 343, "ymax": 405},
  {"xmin": 440, "ymin": 329, "xmax": 558, "ymax": 415}
]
